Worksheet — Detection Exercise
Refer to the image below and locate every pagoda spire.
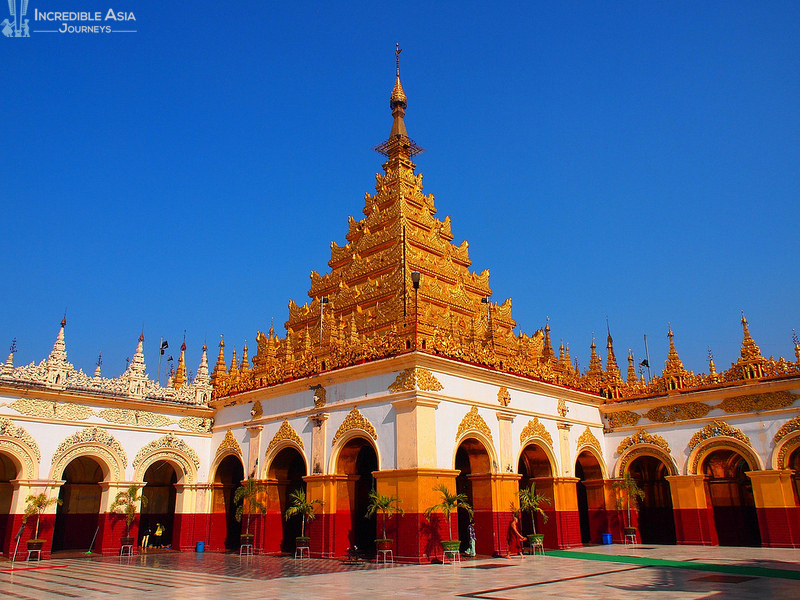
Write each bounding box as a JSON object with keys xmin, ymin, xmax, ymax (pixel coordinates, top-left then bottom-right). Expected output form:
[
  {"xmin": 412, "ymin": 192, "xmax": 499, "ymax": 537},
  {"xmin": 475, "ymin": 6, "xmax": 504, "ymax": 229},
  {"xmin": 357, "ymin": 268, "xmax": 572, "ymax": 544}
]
[
  {"xmin": 627, "ymin": 349, "xmax": 637, "ymax": 384},
  {"xmin": 174, "ymin": 337, "xmax": 187, "ymax": 389},
  {"xmin": 737, "ymin": 312, "xmax": 764, "ymax": 379},
  {"xmin": 662, "ymin": 325, "xmax": 688, "ymax": 391},
  {"xmin": 375, "ymin": 43, "xmax": 424, "ymax": 160},
  {"xmin": 211, "ymin": 335, "xmax": 227, "ymax": 390},
  {"xmin": 541, "ymin": 318, "xmax": 554, "ymax": 361},
  {"xmin": 196, "ymin": 342, "xmax": 210, "ymax": 384},
  {"xmin": 46, "ymin": 317, "xmax": 70, "ymax": 387}
]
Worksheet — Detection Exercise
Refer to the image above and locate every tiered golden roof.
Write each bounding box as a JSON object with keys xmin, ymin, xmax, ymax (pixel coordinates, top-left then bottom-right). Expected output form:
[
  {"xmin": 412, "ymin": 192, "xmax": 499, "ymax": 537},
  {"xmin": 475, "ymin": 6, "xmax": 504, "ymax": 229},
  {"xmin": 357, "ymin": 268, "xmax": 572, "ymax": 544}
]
[{"xmin": 211, "ymin": 51, "xmax": 800, "ymax": 401}]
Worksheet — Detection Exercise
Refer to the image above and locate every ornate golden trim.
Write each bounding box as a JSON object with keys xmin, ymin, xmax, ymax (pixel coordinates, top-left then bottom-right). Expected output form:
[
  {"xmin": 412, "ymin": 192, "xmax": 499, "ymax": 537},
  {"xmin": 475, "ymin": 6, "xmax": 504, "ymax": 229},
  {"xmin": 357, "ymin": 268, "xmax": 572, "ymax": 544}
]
[
  {"xmin": 577, "ymin": 426, "xmax": 602, "ymax": 456},
  {"xmin": 313, "ymin": 387, "xmax": 327, "ymax": 408},
  {"xmin": 133, "ymin": 433, "xmax": 201, "ymax": 470},
  {"xmin": 456, "ymin": 406, "xmax": 492, "ymax": 441},
  {"xmin": 0, "ymin": 417, "xmax": 41, "ymax": 462},
  {"xmin": 332, "ymin": 408, "xmax": 377, "ymax": 446},
  {"xmin": 645, "ymin": 402, "xmax": 712, "ymax": 423},
  {"xmin": 251, "ymin": 400, "xmax": 264, "ymax": 419},
  {"xmin": 777, "ymin": 435, "xmax": 800, "ymax": 470},
  {"xmin": 719, "ymin": 391, "xmax": 798, "ymax": 414},
  {"xmin": 53, "ymin": 426, "xmax": 127, "ymax": 467},
  {"xmin": 691, "ymin": 437, "xmax": 760, "ymax": 474},
  {"xmin": 388, "ymin": 368, "xmax": 443, "ymax": 392},
  {"xmin": 616, "ymin": 429, "xmax": 670, "ymax": 455},
  {"xmin": 519, "ymin": 417, "xmax": 552, "ymax": 447},
  {"xmin": 216, "ymin": 429, "xmax": 243, "ymax": 457},
  {"xmin": 177, "ymin": 416, "xmax": 212, "ymax": 433},
  {"xmin": 618, "ymin": 445, "xmax": 676, "ymax": 478},
  {"xmin": 497, "ymin": 387, "xmax": 511, "ymax": 407},
  {"xmin": 606, "ymin": 411, "xmax": 641, "ymax": 428},
  {"xmin": 267, "ymin": 420, "xmax": 305, "ymax": 455},
  {"xmin": 774, "ymin": 415, "xmax": 800, "ymax": 444},
  {"xmin": 557, "ymin": 399, "xmax": 569, "ymax": 418},
  {"xmin": 688, "ymin": 420, "xmax": 751, "ymax": 450}
]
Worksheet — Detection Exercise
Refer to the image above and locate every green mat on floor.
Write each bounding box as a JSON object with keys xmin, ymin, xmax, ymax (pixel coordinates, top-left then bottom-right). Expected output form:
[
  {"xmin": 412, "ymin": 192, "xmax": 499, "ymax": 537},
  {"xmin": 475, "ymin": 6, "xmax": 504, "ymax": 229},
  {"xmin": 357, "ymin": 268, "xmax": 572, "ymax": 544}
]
[{"xmin": 546, "ymin": 550, "xmax": 800, "ymax": 581}]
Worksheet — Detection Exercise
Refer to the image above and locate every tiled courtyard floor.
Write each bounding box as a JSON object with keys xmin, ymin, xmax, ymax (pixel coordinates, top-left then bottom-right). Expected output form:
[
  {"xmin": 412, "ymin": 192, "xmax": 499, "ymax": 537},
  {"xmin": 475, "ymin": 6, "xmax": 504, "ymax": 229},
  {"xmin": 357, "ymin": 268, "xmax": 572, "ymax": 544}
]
[{"xmin": 0, "ymin": 545, "xmax": 798, "ymax": 599}]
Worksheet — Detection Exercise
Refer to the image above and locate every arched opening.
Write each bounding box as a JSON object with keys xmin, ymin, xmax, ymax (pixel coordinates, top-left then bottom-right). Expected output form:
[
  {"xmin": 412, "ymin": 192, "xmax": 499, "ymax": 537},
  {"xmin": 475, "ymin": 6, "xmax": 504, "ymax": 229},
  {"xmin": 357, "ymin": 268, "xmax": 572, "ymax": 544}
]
[
  {"xmin": 268, "ymin": 447, "xmax": 307, "ymax": 553},
  {"xmin": 789, "ymin": 446, "xmax": 800, "ymax": 506},
  {"xmin": 627, "ymin": 455, "xmax": 676, "ymax": 544},
  {"xmin": 702, "ymin": 449, "xmax": 760, "ymax": 547},
  {"xmin": 336, "ymin": 437, "xmax": 378, "ymax": 554},
  {"xmin": 141, "ymin": 461, "xmax": 178, "ymax": 548},
  {"xmin": 53, "ymin": 456, "xmax": 104, "ymax": 551},
  {"xmin": 517, "ymin": 443, "xmax": 554, "ymax": 542},
  {"xmin": 212, "ymin": 455, "xmax": 244, "ymax": 550},
  {"xmin": 455, "ymin": 437, "xmax": 491, "ymax": 555},
  {"xmin": 0, "ymin": 453, "xmax": 19, "ymax": 550},
  {"xmin": 575, "ymin": 451, "xmax": 604, "ymax": 545}
]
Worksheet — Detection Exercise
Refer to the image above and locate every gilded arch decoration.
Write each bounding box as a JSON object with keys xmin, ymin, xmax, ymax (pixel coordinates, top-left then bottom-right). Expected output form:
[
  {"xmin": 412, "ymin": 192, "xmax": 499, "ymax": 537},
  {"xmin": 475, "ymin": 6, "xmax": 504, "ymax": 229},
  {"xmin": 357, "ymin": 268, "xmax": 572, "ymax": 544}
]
[
  {"xmin": 773, "ymin": 415, "xmax": 800, "ymax": 469},
  {"xmin": 614, "ymin": 430, "xmax": 677, "ymax": 478},
  {"xmin": 0, "ymin": 418, "xmax": 40, "ymax": 479},
  {"xmin": 576, "ymin": 426, "xmax": 602, "ymax": 457},
  {"xmin": 50, "ymin": 426, "xmax": 127, "ymax": 480},
  {"xmin": 388, "ymin": 368, "xmax": 443, "ymax": 392},
  {"xmin": 133, "ymin": 433, "xmax": 200, "ymax": 484},
  {"xmin": 215, "ymin": 429, "xmax": 243, "ymax": 459},
  {"xmin": 456, "ymin": 406, "xmax": 493, "ymax": 442},
  {"xmin": 520, "ymin": 417, "xmax": 553, "ymax": 448},
  {"xmin": 331, "ymin": 408, "xmax": 377, "ymax": 446},
  {"xmin": 266, "ymin": 420, "xmax": 304, "ymax": 456}
]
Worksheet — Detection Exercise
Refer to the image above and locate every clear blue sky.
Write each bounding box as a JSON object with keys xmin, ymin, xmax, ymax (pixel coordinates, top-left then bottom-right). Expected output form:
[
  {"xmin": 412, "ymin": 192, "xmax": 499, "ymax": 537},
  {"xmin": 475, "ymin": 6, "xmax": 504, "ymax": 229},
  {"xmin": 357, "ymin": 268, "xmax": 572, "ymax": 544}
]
[{"xmin": 2, "ymin": 2, "xmax": 798, "ymax": 383}]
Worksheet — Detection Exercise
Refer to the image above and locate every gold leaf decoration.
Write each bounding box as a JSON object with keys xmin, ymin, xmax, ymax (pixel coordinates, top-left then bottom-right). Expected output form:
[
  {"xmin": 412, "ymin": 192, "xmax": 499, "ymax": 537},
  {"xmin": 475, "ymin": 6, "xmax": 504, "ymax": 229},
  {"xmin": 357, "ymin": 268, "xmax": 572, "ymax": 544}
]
[
  {"xmin": 497, "ymin": 387, "xmax": 511, "ymax": 407},
  {"xmin": 777, "ymin": 436, "xmax": 800, "ymax": 470},
  {"xmin": 616, "ymin": 429, "xmax": 670, "ymax": 455},
  {"xmin": 251, "ymin": 401, "xmax": 264, "ymax": 419},
  {"xmin": 388, "ymin": 368, "xmax": 443, "ymax": 392},
  {"xmin": 519, "ymin": 417, "xmax": 552, "ymax": 447},
  {"xmin": 0, "ymin": 417, "xmax": 41, "ymax": 462},
  {"xmin": 774, "ymin": 415, "xmax": 800, "ymax": 444},
  {"xmin": 136, "ymin": 412, "xmax": 175, "ymax": 428},
  {"xmin": 178, "ymin": 417, "xmax": 212, "ymax": 433},
  {"xmin": 312, "ymin": 387, "xmax": 327, "ymax": 408},
  {"xmin": 577, "ymin": 426, "xmax": 602, "ymax": 456},
  {"xmin": 332, "ymin": 408, "xmax": 377, "ymax": 446},
  {"xmin": 97, "ymin": 408, "xmax": 137, "ymax": 425},
  {"xmin": 54, "ymin": 403, "xmax": 94, "ymax": 420},
  {"xmin": 456, "ymin": 406, "xmax": 493, "ymax": 441},
  {"xmin": 688, "ymin": 420, "xmax": 751, "ymax": 450},
  {"xmin": 216, "ymin": 429, "xmax": 243, "ymax": 456},
  {"xmin": 646, "ymin": 402, "xmax": 712, "ymax": 423},
  {"xmin": 606, "ymin": 411, "xmax": 641, "ymax": 428},
  {"xmin": 557, "ymin": 399, "xmax": 569, "ymax": 418},
  {"xmin": 8, "ymin": 398, "xmax": 56, "ymax": 417},
  {"xmin": 266, "ymin": 420, "xmax": 305, "ymax": 455},
  {"xmin": 133, "ymin": 433, "xmax": 201, "ymax": 469},
  {"xmin": 719, "ymin": 391, "xmax": 798, "ymax": 414},
  {"xmin": 53, "ymin": 426, "xmax": 127, "ymax": 467}
]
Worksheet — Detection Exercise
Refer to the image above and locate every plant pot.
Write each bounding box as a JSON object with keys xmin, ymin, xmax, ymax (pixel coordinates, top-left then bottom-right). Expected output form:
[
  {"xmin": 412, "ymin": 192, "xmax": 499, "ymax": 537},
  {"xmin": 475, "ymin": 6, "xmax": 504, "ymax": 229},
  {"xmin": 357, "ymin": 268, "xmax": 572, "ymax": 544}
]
[
  {"xmin": 120, "ymin": 536, "xmax": 135, "ymax": 546},
  {"xmin": 440, "ymin": 540, "xmax": 460, "ymax": 553},
  {"xmin": 527, "ymin": 533, "xmax": 544, "ymax": 546},
  {"xmin": 295, "ymin": 536, "xmax": 310, "ymax": 549},
  {"xmin": 375, "ymin": 539, "xmax": 393, "ymax": 551},
  {"xmin": 26, "ymin": 540, "xmax": 44, "ymax": 551}
]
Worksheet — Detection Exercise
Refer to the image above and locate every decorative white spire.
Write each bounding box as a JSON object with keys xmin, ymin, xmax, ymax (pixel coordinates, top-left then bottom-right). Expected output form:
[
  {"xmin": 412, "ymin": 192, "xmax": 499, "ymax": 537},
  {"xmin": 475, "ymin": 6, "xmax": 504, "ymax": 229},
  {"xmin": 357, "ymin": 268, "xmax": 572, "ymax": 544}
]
[{"xmin": 46, "ymin": 317, "xmax": 70, "ymax": 387}]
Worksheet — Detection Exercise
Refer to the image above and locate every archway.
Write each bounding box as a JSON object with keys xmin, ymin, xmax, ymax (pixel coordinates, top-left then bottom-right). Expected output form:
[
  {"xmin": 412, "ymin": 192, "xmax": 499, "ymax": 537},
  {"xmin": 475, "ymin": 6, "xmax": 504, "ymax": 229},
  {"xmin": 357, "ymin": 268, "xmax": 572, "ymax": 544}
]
[
  {"xmin": 517, "ymin": 443, "xmax": 554, "ymax": 542},
  {"xmin": 268, "ymin": 447, "xmax": 307, "ymax": 553},
  {"xmin": 336, "ymin": 437, "xmax": 378, "ymax": 554},
  {"xmin": 575, "ymin": 451, "xmax": 604, "ymax": 544},
  {"xmin": 141, "ymin": 461, "xmax": 178, "ymax": 548},
  {"xmin": 627, "ymin": 455, "xmax": 676, "ymax": 544},
  {"xmin": 790, "ymin": 446, "xmax": 800, "ymax": 506},
  {"xmin": 702, "ymin": 449, "xmax": 760, "ymax": 546},
  {"xmin": 455, "ymin": 437, "xmax": 491, "ymax": 555},
  {"xmin": 53, "ymin": 456, "xmax": 104, "ymax": 551},
  {"xmin": 0, "ymin": 453, "xmax": 19, "ymax": 550},
  {"xmin": 211, "ymin": 455, "xmax": 244, "ymax": 550}
]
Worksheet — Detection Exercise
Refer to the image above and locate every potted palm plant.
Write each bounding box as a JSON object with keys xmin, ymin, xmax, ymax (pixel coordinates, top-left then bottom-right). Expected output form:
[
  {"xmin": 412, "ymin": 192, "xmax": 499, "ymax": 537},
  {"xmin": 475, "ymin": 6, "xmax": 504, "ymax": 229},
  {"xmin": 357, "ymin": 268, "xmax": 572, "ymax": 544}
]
[
  {"xmin": 23, "ymin": 492, "xmax": 62, "ymax": 552},
  {"xmin": 424, "ymin": 484, "xmax": 473, "ymax": 555},
  {"xmin": 284, "ymin": 488, "xmax": 323, "ymax": 551},
  {"xmin": 110, "ymin": 484, "xmax": 147, "ymax": 547},
  {"xmin": 518, "ymin": 482, "xmax": 551, "ymax": 548},
  {"xmin": 234, "ymin": 477, "xmax": 267, "ymax": 547},
  {"xmin": 612, "ymin": 471, "xmax": 645, "ymax": 539},
  {"xmin": 365, "ymin": 490, "xmax": 403, "ymax": 551}
]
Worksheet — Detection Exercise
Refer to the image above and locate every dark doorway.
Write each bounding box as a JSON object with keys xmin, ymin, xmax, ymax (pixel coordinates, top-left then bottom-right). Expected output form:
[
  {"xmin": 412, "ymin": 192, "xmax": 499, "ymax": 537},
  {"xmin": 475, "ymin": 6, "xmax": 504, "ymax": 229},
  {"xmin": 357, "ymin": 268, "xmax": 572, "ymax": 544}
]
[
  {"xmin": 517, "ymin": 444, "xmax": 554, "ymax": 540},
  {"xmin": 53, "ymin": 456, "xmax": 103, "ymax": 551},
  {"xmin": 269, "ymin": 447, "xmax": 307, "ymax": 552},
  {"xmin": 575, "ymin": 451, "xmax": 603, "ymax": 544},
  {"xmin": 0, "ymin": 453, "xmax": 19, "ymax": 550},
  {"xmin": 703, "ymin": 449, "xmax": 761, "ymax": 547},
  {"xmin": 336, "ymin": 438, "xmax": 378, "ymax": 553},
  {"xmin": 455, "ymin": 437, "xmax": 491, "ymax": 555},
  {"xmin": 213, "ymin": 455, "xmax": 244, "ymax": 549},
  {"xmin": 141, "ymin": 461, "xmax": 178, "ymax": 548},
  {"xmin": 627, "ymin": 456, "xmax": 676, "ymax": 544}
]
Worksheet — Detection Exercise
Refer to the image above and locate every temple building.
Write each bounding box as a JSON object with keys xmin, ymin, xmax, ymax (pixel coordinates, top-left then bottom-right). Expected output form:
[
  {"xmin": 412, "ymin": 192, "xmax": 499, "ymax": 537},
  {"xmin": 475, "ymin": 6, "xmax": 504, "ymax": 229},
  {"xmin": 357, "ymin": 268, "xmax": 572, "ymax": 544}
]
[{"xmin": 1, "ymin": 51, "xmax": 799, "ymax": 560}]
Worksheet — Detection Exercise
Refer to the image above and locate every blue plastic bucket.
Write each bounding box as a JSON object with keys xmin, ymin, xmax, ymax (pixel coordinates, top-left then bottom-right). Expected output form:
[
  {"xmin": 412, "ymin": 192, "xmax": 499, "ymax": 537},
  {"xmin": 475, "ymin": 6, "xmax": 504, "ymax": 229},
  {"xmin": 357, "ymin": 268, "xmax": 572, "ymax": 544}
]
[
  {"xmin": 195, "ymin": 541, "xmax": 205, "ymax": 552},
  {"xmin": 601, "ymin": 533, "xmax": 612, "ymax": 545}
]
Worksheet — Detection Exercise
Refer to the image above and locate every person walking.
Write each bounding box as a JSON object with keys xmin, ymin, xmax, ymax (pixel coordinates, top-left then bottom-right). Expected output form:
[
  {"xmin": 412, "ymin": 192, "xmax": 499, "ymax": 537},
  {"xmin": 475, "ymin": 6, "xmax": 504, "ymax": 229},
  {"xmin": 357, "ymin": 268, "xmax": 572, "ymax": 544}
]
[{"xmin": 506, "ymin": 513, "xmax": 525, "ymax": 558}]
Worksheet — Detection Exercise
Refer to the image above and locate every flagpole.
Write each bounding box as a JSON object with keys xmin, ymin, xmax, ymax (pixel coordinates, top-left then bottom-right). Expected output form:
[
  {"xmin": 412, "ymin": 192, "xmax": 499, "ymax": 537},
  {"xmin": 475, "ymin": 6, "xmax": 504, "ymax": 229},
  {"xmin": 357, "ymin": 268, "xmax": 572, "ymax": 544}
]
[
  {"xmin": 643, "ymin": 334, "xmax": 652, "ymax": 381},
  {"xmin": 158, "ymin": 337, "xmax": 163, "ymax": 386}
]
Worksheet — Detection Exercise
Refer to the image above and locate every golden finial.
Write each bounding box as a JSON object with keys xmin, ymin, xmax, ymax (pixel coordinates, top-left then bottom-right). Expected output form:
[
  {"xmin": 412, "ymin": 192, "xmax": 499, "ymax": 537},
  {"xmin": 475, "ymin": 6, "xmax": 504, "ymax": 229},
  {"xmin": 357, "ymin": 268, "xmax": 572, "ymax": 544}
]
[
  {"xmin": 708, "ymin": 346, "xmax": 718, "ymax": 379},
  {"xmin": 396, "ymin": 42, "xmax": 402, "ymax": 77}
]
